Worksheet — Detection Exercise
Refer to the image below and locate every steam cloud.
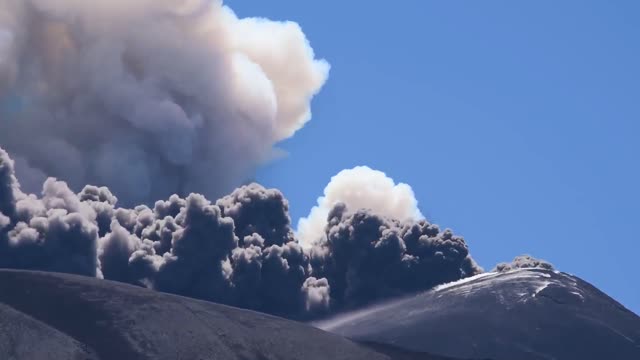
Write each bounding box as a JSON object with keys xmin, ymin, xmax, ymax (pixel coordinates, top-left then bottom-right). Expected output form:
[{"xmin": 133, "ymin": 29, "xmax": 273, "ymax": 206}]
[
  {"xmin": 297, "ymin": 166, "xmax": 423, "ymax": 246},
  {"xmin": 0, "ymin": 147, "xmax": 482, "ymax": 318},
  {"xmin": 0, "ymin": 0, "xmax": 329, "ymax": 205}
]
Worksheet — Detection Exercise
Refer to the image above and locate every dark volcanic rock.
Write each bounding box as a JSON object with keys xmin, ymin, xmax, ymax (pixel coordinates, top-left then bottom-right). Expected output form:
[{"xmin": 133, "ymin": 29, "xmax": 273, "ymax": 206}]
[
  {"xmin": 0, "ymin": 302, "xmax": 98, "ymax": 360},
  {"xmin": 318, "ymin": 268, "xmax": 640, "ymax": 360},
  {"xmin": 359, "ymin": 342, "xmax": 486, "ymax": 360},
  {"xmin": 0, "ymin": 269, "xmax": 390, "ymax": 360}
]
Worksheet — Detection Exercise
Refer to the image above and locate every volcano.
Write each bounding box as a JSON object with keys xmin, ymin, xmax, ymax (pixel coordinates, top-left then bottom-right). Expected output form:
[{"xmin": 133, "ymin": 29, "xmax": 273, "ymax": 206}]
[
  {"xmin": 317, "ymin": 268, "xmax": 640, "ymax": 360},
  {"xmin": 1, "ymin": 268, "xmax": 637, "ymax": 359},
  {"xmin": 0, "ymin": 269, "xmax": 464, "ymax": 360}
]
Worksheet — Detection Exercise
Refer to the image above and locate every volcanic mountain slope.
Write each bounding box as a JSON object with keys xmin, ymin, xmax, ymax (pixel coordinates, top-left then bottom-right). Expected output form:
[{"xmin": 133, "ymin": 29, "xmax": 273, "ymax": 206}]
[
  {"xmin": 0, "ymin": 269, "xmax": 466, "ymax": 360},
  {"xmin": 317, "ymin": 268, "xmax": 640, "ymax": 360},
  {"xmin": 0, "ymin": 301, "xmax": 98, "ymax": 359}
]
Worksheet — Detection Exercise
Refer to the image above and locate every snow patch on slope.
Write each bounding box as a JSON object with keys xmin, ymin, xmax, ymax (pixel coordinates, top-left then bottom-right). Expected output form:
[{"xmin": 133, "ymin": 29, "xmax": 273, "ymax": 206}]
[{"xmin": 432, "ymin": 272, "xmax": 499, "ymax": 292}]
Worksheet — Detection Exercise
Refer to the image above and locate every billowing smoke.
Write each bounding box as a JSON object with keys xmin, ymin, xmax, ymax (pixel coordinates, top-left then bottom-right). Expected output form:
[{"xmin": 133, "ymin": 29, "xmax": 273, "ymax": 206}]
[
  {"xmin": 296, "ymin": 167, "xmax": 480, "ymax": 309},
  {"xmin": 297, "ymin": 166, "xmax": 423, "ymax": 246},
  {"xmin": 0, "ymin": 147, "xmax": 484, "ymax": 318},
  {"xmin": 309, "ymin": 203, "xmax": 482, "ymax": 309},
  {"xmin": 494, "ymin": 254, "xmax": 555, "ymax": 272},
  {"xmin": 0, "ymin": 0, "xmax": 329, "ymax": 205},
  {"xmin": 0, "ymin": 148, "xmax": 100, "ymax": 277}
]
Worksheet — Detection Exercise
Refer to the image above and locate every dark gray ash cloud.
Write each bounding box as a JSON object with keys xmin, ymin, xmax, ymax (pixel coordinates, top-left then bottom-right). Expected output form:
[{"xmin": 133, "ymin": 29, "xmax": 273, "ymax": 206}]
[
  {"xmin": 0, "ymin": 149, "xmax": 99, "ymax": 277},
  {"xmin": 310, "ymin": 203, "xmax": 482, "ymax": 309},
  {"xmin": 217, "ymin": 184, "xmax": 296, "ymax": 247},
  {"xmin": 0, "ymin": 146, "xmax": 492, "ymax": 318}
]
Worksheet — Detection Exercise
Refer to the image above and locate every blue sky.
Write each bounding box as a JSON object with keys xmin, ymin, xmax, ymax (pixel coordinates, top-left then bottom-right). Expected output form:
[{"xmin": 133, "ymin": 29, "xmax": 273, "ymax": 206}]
[{"xmin": 230, "ymin": 1, "xmax": 640, "ymax": 313}]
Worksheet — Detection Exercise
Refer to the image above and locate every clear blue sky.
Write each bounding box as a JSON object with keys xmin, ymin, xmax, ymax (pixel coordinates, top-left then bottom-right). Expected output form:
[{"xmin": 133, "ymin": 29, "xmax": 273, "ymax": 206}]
[{"xmin": 230, "ymin": 1, "xmax": 640, "ymax": 314}]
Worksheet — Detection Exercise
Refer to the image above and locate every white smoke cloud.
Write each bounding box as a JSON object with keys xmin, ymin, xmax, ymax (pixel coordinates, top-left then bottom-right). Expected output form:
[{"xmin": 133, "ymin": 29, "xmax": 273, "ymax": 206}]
[
  {"xmin": 297, "ymin": 166, "xmax": 423, "ymax": 246},
  {"xmin": 0, "ymin": 0, "xmax": 329, "ymax": 205}
]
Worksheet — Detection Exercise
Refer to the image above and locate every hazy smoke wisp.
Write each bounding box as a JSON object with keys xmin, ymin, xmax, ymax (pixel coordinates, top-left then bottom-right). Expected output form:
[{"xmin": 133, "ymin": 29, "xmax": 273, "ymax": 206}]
[{"xmin": 494, "ymin": 255, "xmax": 555, "ymax": 272}]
